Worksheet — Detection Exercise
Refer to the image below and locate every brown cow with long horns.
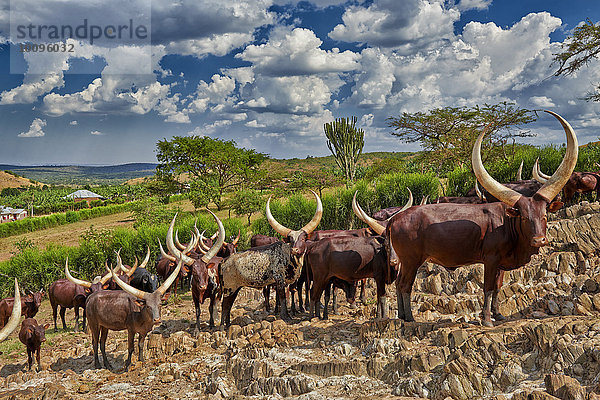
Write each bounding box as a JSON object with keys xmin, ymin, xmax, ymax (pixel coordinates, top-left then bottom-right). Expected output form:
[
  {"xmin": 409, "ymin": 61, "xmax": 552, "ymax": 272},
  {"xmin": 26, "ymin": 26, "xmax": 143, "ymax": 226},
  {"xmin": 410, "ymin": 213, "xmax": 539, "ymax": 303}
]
[
  {"xmin": 357, "ymin": 110, "xmax": 576, "ymax": 327},
  {"xmin": 85, "ymin": 244, "xmax": 187, "ymax": 371},
  {"xmin": 166, "ymin": 212, "xmax": 225, "ymax": 329}
]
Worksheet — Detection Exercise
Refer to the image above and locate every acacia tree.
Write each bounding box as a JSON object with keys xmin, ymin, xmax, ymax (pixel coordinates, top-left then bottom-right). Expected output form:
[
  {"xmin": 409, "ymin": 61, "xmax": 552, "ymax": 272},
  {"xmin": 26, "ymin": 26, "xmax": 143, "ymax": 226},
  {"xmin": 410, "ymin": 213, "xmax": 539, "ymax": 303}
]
[
  {"xmin": 553, "ymin": 19, "xmax": 600, "ymax": 101},
  {"xmin": 156, "ymin": 136, "xmax": 266, "ymax": 210},
  {"xmin": 387, "ymin": 102, "xmax": 536, "ymax": 170},
  {"xmin": 324, "ymin": 117, "xmax": 365, "ymax": 187},
  {"xmin": 231, "ymin": 189, "xmax": 263, "ymax": 225}
]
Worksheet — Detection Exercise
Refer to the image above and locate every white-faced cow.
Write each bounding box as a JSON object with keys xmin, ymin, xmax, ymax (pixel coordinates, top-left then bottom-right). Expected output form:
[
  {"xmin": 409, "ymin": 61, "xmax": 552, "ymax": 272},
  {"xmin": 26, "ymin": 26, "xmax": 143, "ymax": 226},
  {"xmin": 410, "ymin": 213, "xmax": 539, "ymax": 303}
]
[{"xmin": 219, "ymin": 191, "xmax": 323, "ymax": 326}]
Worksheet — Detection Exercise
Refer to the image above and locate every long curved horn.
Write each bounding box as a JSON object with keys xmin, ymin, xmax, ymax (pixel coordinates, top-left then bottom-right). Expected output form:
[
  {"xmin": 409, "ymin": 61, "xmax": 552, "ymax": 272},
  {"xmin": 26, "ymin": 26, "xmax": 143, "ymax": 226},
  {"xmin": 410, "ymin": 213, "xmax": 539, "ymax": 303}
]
[
  {"xmin": 106, "ymin": 265, "xmax": 148, "ymax": 300},
  {"xmin": 0, "ymin": 279, "xmax": 21, "ymax": 342},
  {"xmin": 420, "ymin": 196, "xmax": 428, "ymax": 206},
  {"xmin": 166, "ymin": 215, "xmax": 195, "ymax": 266},
  {"xmin": 595, "ymin": 162, "xmax": 600, "ymax": 170},
  {"xmin": 532, "ymin": 158, "xmax": 548, "ymax": 183},
  {"xmin": 99, "ymin": 263, "xmax": 113, "ymax": 285},
  {"xmin": 201, "ymin": 211, "xmax": 225, "ymax": 264},
  {"xmin": 352, "ymin": 192, "xmax": 385, "ymax": 235},
  {"xmin": 189, "ymin": 229, "xmax": 200, "ymax": 252},
  {"xmin": 300, "ymin": 190, "xmax": 323, "ymax": 234},
  {"xmin": 232, "ymin": 230, "xmax": 240, "ymax": 246},
  {"xmin": 174, "ymin": 230, "xmax": 186, "ymax": 251},
  {"xmin": 399, "ymin": 188, "xmax": 413, "ymax": 213},
  {"xmin": 536, "ymin": 110, "xmax": 578, "ymax": 202},
  {"xmin": 65, "ymin": 258, "xmax": 92, "ymax": 288},
  {"xmin": 124, "ymin": 256, "xmax": 139, "ymax": 277},
  {"xmin": 475, "ymin": 180, "xmax": 487, "ymax": 202},
  {"xmin": 195, "ymin": 231, "xmax": 208, "ymax": 255},
  {"xmin": 199, "ymin": 231, "xmax": 211, "ymax": 252},
  {"xmin": 158, "ymin": 239, "xmax": 176, "ymax": 262},
  {"xmin": 156, "ymin": 258, "xmax": 184, "ymax": 296},
  {"xmin": 516, "ymin": 160, "xmax": 523, "ymax": 181},
  {"xmin": 210, "ymin": 231, "xmax": 218, "ymax": 241},
  {"xmin": 266, "ymin": 196, "xmax": 292, "ymax": 237},
  {"xmin": 386, "ymin": 188, "xmax": 414, "ymax": 220},
  {"xmin": 352, "ymin": 191, "xmax": 367, "ymax": 224},
  {"xmin": 115, "ymin": 250, "xmax": 126, "ymax": 273},
  {"xmin": 138, "ymin": 247, "xmax": 150, "ymax": 270},
  {"xmin": 537, "ymin": 159, "xmax": 552, "ymax": 180},
  {"xmin": 472, "ymin": 125, "xmax": 522, "ymax": 207}
]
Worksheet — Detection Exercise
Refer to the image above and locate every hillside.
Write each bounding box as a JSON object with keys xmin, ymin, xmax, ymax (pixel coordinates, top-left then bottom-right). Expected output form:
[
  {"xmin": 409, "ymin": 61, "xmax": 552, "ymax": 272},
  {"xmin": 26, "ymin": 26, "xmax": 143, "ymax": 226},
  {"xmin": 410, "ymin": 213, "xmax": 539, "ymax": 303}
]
[
  {"xmin": 0, "ymin": 163, "xmax": 158, "ymax": 185},
  {"xmin": 0, "ymin": 170, "xmax": 42, "ymax": 189}
]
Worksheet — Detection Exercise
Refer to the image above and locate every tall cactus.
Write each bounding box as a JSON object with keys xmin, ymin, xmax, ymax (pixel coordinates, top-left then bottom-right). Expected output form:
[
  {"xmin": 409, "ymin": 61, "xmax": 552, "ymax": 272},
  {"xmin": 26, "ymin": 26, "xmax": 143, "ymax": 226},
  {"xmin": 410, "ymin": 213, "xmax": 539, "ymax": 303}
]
[{"xmin": 324, "ymin": 116, "xmax": 365, "ymax": 187}]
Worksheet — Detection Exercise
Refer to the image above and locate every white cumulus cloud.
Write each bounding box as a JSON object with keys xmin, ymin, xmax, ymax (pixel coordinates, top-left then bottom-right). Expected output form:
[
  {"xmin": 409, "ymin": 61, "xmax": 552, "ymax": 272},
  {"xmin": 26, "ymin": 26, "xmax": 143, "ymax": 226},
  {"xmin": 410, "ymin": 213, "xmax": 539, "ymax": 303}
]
[{"xmin": 18, "ymin": 118, "xmax": 47, "ymax": 138}]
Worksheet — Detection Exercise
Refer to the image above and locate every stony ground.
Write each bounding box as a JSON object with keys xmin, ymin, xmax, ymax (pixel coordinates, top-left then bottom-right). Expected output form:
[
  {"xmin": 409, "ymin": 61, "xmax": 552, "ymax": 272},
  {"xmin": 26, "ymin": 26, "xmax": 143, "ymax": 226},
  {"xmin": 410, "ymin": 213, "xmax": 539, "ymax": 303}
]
[{"xmin": 2, "ymin": 202, "xmax": 600, "ymax": 399}]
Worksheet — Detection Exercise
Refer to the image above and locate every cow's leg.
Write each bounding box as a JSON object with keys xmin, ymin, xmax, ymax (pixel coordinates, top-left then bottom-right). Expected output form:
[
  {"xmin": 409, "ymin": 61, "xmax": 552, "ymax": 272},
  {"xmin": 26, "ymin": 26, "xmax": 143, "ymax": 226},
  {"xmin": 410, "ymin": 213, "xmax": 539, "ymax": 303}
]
[
  {"xmin": 376, "ymin": 278, "xmax": 388, "ymax": 319},
  {"xmin": 208, "ymin": 294, "xmax": 218, "ymax": 328},
  {"xmin": 360, "ymin": 279, "xmax": 367, "ymax": 304},
  {"xmin": 297, "ymin": 275, "xmax": 306, "ymax": 313},
  {"xmin": 138, "ymin": 333, "xmax": 146, "ymax": 362},
  {"xmin": 276, "ymin": 282, "xmax": 290, "ymax": 321},
  {"xmin": 263, "ymin": 286, "xmax": 271, "ymax": 312},
  {"xmin": 124, "ymin": 329, "xmax": 134, "ymax": 371},
  {"xmin": 36, "ymin": 346, "xmax": 42, "ymax": 371},
  {"xmin": 323, "ymin": 283, "xmax": 331, "ymax": 320},
  {"xmin": 59, "ymin": 306, "xmax": 67, "ymax": 331},
  {"xmin": 492, "ymin": 270, "xmax": 505, "ymax": 321},
  {"xmin": 481, "ymin": 263, "xmax": 498, "ymax": 327},
  {"xmin": 51, "ymin": 301, "xmax": 58, "ymax": 332},
  {"xmin": 27, "ymin": 348, "xmax": 33, "ymax": 370},
  {"xmin": 221, "ymin": 288, "xmax": 241, "ymax": 327},
  {"xmin": 395, "ymin": 259, "xmax": 420, "ymax": 322},
  {"xmin": 90, "ymin": 323, "xmax": 101, "ymax": 369},
  {"xmin": 82, "ymin": 307, "xmax": 87, "ymax": 332},
  {"xmin": 74, "ymin": 306, "xmax": 80, "ymax": 332},
  {"xmin": 99, "ymin": 327, "xmax": 113, "ymax": 370},
  {"xmin": 310, "ymin": 280, "xmax": 326, "ymax": 320},
  {"xmin": 331, "ymin": 284, "xmax": 338, "ymax": 315},
  {"xmin": 193, "ymin": 292, "xmax": 202, "ymax": 330}
]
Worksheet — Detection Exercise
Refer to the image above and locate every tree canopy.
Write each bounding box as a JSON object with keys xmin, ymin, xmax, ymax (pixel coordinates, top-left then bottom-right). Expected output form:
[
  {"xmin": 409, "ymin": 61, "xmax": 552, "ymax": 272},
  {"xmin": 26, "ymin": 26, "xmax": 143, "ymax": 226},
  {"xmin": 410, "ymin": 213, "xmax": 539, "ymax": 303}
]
[
  {"xmin": 156, "ymin": 136, "xmax": 266, "ymax": 209},
  {"xmin": 553, "ymin": 19, "xmax": 600, "ymax": 101},
  {"xmin": 387, "ymin": 102, "xmax": 536, "ymax": 170}
]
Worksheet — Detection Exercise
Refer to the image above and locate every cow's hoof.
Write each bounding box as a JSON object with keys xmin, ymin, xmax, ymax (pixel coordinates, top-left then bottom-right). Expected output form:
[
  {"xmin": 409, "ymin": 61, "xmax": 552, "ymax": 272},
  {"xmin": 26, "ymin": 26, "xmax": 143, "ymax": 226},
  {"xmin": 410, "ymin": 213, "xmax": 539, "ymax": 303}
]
[
  {"xmin": 482, "ymin": 320, "xmax": 494, "ymax": 328},
  {"xmin": 493, "ymin": 313, "xmax": 506, "ymax": 321}
]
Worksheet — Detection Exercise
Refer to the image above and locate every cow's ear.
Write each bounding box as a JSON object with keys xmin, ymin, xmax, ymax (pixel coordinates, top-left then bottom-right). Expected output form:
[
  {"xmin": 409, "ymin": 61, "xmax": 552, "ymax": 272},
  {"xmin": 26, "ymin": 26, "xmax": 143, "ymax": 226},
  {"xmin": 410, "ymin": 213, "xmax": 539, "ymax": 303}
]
[
  {"xmin": 43, "ymin": 323, "xmax": 50, "ymax": 330},
  {"xmin": 548, "ymin": 201, "xmax": 563, "ymax": 213},
  {"xmin": 506, "ymin": 207, "xmax": 520, "ymax": 217}
]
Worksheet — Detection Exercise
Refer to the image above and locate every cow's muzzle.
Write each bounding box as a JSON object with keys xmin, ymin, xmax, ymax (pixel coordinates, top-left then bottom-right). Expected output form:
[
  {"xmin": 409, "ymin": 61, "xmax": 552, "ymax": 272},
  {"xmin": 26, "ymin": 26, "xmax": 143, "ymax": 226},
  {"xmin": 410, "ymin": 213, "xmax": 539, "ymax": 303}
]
[
  {"xmin": 530, "ymin": 236, "xmax": 548, "ymax": 247},
  {"xmin": 291, "ymin": 247, "xmax": 302, "ymax": 256},
  {"xmin": 153, "ymin": 318, "xmax": 162, "ymax": 325}
]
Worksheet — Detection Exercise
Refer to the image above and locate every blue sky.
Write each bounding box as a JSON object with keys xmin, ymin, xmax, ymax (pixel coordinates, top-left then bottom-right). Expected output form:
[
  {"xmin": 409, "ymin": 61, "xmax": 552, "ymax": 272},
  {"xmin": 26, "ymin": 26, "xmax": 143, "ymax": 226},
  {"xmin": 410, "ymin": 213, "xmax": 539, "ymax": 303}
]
[{"xmin": 0, "ymin": 0, "xmax": 599, "ymax": 165}]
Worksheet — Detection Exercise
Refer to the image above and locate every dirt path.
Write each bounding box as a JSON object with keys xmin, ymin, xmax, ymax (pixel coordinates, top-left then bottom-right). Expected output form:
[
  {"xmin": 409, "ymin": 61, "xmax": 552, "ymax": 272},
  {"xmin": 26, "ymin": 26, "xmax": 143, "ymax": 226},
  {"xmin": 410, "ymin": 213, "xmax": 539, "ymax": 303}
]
[{"xmin": 0, "ymin": 212, "xmax": 135, "ymax": 262}]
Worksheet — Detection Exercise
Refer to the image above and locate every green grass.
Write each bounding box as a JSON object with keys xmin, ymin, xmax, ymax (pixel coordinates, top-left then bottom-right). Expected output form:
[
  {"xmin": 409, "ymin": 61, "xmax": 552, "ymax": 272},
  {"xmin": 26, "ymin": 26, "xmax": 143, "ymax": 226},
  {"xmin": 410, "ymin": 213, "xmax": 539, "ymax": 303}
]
[{"xmin": 0, "ymin": 338, "xmax": 23, "ymax": 359}]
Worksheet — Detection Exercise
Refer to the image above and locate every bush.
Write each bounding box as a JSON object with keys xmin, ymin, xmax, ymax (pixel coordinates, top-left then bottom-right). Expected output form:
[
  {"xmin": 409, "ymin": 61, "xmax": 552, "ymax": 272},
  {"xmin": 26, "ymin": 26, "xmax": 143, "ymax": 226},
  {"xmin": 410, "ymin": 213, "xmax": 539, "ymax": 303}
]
[
  {"xmin": 251, "ymin": 171, "xmax": 440, "ymax": 235},
  {"xmin": 0, "ymin": 212, "xmax": 250, "ymax": 296}
]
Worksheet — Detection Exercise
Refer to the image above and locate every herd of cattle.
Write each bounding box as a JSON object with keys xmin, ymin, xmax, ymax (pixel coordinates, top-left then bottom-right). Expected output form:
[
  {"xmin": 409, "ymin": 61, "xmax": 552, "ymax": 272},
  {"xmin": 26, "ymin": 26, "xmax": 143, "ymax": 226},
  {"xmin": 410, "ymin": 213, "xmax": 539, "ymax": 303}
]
[{"xmin": 0, "ymin": 110, "xmax": 598, "ymax": 372}]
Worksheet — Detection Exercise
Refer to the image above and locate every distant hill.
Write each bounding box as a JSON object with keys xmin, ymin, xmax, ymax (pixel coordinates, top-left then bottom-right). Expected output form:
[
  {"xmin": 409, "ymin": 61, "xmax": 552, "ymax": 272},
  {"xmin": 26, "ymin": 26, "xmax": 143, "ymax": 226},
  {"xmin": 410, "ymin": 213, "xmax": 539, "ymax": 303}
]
[
  {"xmin": 0, "ymin": 152, "xmax": 414, "ymax": 186},
  {"xmin": 0, "ymin": 170, "xmax": 43, "ymax": 189},
  {"xmin": 0, "ymin": 163, "xmax": 158, "ymax": 185}
]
